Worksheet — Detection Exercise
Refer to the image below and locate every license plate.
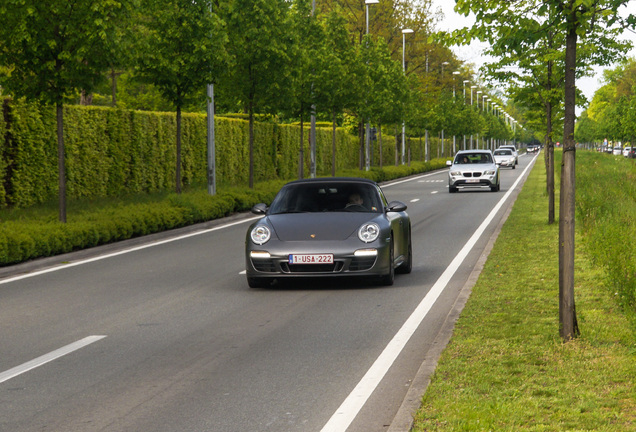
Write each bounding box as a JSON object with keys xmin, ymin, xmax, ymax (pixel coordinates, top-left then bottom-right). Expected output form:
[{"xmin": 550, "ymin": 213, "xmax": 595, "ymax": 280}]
[
  {"xmin": 467, "ymin": 179, "xmax": 480, "ymax": 183},
  {"xmin": 289, "ymin": 254, "xmax": 334, "ymax": 264}
]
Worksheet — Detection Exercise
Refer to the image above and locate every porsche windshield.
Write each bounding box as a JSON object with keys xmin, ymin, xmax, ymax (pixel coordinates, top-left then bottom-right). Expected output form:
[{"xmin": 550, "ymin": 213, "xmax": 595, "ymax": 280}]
[{"xmin": 268, "ymin": 183, "xmax": 384, "ymax": 214}]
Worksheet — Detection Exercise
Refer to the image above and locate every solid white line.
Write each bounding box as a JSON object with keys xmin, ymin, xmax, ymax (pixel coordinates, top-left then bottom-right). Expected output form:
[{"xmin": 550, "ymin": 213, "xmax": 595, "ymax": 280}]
[
  {"xmin": 0, "ymin": 336, "xmax": 107, "ymax": 384},
  {"xmin": 0, "ymin": 217, "xmax": 261, "ymax": 286},
  {"xmin": 320, "ymin": 154, "xmax": 538, "ymax": 432}
]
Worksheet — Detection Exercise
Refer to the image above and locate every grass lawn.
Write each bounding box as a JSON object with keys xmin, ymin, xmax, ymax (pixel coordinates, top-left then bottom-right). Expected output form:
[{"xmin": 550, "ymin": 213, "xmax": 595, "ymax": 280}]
[{"xmin": 412, "ymin": 153, "xmax": 635, "ymax": 431}]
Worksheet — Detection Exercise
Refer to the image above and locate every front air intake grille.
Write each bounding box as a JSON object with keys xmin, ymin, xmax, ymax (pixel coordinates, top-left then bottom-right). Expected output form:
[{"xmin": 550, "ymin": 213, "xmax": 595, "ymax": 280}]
[
  {"xmin": 251, "ymin": 259, "xmax": 276, "ymax": 273},
  {"xmin": 349, "ymin": 256, "xmax": 376, "ymax": 271}
]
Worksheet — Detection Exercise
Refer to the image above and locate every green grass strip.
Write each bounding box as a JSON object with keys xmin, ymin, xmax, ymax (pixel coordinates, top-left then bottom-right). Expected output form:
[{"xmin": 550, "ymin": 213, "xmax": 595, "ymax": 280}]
[{"xmin": 412, "ymin": 153, "xmax": 636, "ymax": 431}]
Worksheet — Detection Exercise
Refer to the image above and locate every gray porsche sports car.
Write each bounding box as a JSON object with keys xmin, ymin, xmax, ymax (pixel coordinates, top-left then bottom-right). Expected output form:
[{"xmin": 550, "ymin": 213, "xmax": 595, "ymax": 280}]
[{"xmin": 245, "ymin": 178, "xmax": 412, "ymax": 288}]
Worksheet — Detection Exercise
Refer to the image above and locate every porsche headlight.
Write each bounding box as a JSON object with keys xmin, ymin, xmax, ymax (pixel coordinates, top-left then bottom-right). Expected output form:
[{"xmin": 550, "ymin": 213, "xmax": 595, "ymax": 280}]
[
  {"xmin": 250, "ymin": 225, "xmax": 271, "ymax": 245},
  {"xmin": 358, "ymin": 223, "xmax": 380, "ymax": 243}
]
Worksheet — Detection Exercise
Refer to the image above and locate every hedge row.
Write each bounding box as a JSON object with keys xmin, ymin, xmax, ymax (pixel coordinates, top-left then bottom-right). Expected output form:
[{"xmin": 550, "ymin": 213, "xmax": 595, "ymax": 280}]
[
  {"xmin": 1, "ymin": 99, "xmax": 451, "ymax": 209},
  {"xmin": 0, "ymin": 160, "xmax": 448, "ymax": 266}
]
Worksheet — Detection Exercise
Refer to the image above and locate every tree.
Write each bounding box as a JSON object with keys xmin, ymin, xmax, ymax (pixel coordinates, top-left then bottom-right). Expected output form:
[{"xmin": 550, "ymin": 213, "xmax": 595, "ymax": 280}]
[
  {"xmin": 135, "ymin": 0, "xmax": 227, "ymax": 194},
  {"xmin": 221, "ymin": 0, "xmax": 291, "ymax": 188},
  {"xmin": 0, "ymin": 0, "xmax": 129, "ymax": 222},
  {"xmin": 287, "ymin": 0, "xmax": 324, "ymax": 179},
  {"xmin": 366, "ymin": 38, "xmax": 409, "ymax": 167},
  {"xmin": 448, "ymin": 0, "xmax": 635, "ymax": 342},
  {"xmin": 314, "ymin": 11, "xmax": 363, "ymax": 176}
]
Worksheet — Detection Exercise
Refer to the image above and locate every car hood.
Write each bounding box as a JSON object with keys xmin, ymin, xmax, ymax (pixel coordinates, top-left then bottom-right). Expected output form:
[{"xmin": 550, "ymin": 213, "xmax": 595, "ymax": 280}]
[
  {"xmin": 452, "ymin": 162, "xmax": 496, "ymax": 170},
  {"xmin": 265, "ymin": 212, "xmax": 380, "ymax": 241}
]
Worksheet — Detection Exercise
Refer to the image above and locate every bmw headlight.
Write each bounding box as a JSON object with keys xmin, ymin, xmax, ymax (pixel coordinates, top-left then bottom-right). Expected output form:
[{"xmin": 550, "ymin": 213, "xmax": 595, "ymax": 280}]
[
  {"xmin": 450, "ymin": 171, "xmax": 461, "ymax": 176},
  {"xmin": 250, "ymin": 225, "xmax": 271, "ymax": 245},
  {"xmin": 358, "ymin": 223, "xmax": 380, "ymax": 243},
  {"xmin": 484, "ymin": 170, "xmax": 496, "ymax": 175}
]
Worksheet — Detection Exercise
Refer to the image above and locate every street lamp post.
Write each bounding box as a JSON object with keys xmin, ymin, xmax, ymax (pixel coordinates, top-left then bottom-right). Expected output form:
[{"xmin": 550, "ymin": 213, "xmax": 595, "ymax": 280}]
[
  {"xmin": 463, "ymin": 80, "xmax": 469, "ymax": 149},
  {"xmin": 475, "ymin": 90, "xmax": 482, "ymax": 149},
  {"xmin": 364, "ymin": 0, "xmax": 379, "ymax": 171},
  {"xmin": 470, "ymin": 85, "xmax": 477, "ymax": 148},
  {"xmin": 452, "ymin": 71, "xmax": 460, "ymax": 154},
  {"xmin": 440, "ymin": 62, "xmax": 449, "ymax": 158},
  {"xmin": 401, "ymin": 28, "xmax": 414, "ymax": 165}
]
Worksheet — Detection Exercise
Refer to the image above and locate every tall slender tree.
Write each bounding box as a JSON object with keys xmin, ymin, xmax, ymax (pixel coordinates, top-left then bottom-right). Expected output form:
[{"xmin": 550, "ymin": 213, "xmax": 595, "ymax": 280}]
[
  {"xmin": 449, "ymin": 0, "xmax": 635, "ymax": 341},
  {"xmin": 135, "ymin": 0, "xmax": 227, "ymax": 194},
  {"xmin": 0, "ymin": 0, "xmax": 129, "ymax": 222},
  {"xmin": 222, "ymin": 0, "xmax": 291, "ymax": 188}
]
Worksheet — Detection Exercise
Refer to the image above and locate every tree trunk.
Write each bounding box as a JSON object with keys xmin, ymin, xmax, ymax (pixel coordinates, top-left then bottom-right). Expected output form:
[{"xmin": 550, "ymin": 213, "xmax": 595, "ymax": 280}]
[
  {"xmin": 395, "ymin": 126, "xmax": 399, "ymax": 166},
  {"xmin": 359, "ymin": 121, "xmax": 364, "ymax": 170},
  {"xmin": 111, "ymin": 68, "xmax": 117, "ymax": 107},
  {"xmin": 176, "ymin": 105, "xmax": 182, "ymax": 194},
  {"xmin": 299, "ymin": 115, "xmax": 305, "ymax": 179},
  {"xmin": 249, "ymin": 103, "xmax": 254, "ymax": 188},
  {"xmin": 332, "ymin": 112, "xmax": 337, "ymax": 177},
  {"xmin": 546, "ymin": 91, "xmax": 555, "ymax": 225},
  {"xmin": 559, "ymin": 17, "xmax": 580, "ymax": 342},
  {"xmin": 56, "ymin": 103, "xmax": 66, "ymax": 223},
  {"xmin": 378, "ymin": 123, "xmax": 383, "ymax": 168}
]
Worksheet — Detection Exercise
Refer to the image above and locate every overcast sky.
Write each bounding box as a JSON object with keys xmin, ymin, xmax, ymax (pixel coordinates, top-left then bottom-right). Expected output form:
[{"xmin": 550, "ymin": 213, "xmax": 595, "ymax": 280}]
[{"xmin": 430, "ymin": 0, "xmax": 636, "ymax": 110}]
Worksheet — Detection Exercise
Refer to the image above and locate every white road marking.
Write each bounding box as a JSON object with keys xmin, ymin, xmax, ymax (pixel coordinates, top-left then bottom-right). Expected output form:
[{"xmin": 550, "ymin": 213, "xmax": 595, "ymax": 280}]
[
  {"xmin": 383, "ymin": 171, "xmax": 443, "ymax": 187},
  {"xmin": 239, "ymin": 270, "xmax": 246, "ymax": 275},
  {"xmin": 0, "ymin": 336, "xmax": 107, "ymax": 384},
  {"xmin": 431, "ymin": 191, "xmax": 439, "ymax": 194},
  {"xmin": 0, "ymin": 217, "xmax": 261, "ymax": 285},
  {"xmin": 409, "ymin": 198, "xmax": 420, "ymax": 203},
  {"xmin": 320, "ymin": 154, "xmax": 538, "ymax": 432}
]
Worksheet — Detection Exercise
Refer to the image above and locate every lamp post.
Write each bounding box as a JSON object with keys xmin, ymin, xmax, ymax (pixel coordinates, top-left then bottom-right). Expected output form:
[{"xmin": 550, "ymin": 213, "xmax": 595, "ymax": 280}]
[
  {"xmin": 470, "ymin": 86, "xmax": 477, "ymax": 147},
  {"xmin": 475, "ymin": 90, "xmax": 482, "ymax": 149},
  {"xmin": 364, "ymin": 0, "xmax": 379, "ymax": 171},
  {"xmin": 452, "ymin": 71, "xmax": 460, "ymax": 153},
  {"xmin": 440, "ymin": 62, "xmax": 449, "ymax": 157},
  {"xmin": 462, "ymin": 80, "xmax": 469, "ymax": 149},
  {"xmin": 401, "ymin": 28, "xmax": 414, "ymax": 165}
]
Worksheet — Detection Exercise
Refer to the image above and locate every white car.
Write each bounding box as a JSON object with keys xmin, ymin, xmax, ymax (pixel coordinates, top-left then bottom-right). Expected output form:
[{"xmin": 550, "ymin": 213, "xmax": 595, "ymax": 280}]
[
  {"xmin": 493, "ymin": 148, "xmax": 516, "ymax": 169},
  {"xmin": 613, "ymin": 146, "xmax": 623, "ymax": 156},
  {"xmin": 623, "ymin": 147, "xmax": 632, "ymax": 157},
  {"xmin": 498, "ymin": 145, "xmax": 518, "ymax": 165},
  {"xmin": 446, "ymin": 150, "xmax": 500, "ymax": 193}
]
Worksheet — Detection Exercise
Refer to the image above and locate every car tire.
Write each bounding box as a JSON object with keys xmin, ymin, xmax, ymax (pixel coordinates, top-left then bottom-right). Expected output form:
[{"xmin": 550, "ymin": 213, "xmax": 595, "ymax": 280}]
[
  {"xmin": 396, "ymin": 236, "xmax": 412, "ymax": 274},
  {"xmin": 449, "ymin": 185, "xmax": 457, "ymax": 193},
  {"xmin": 380, "ymin": 237, "xmax": 395, "ymax": 286},
  {"xmin": 512, "ymin": 164, "xmax": 516, "ymax": 169},
  {"xmin": 491, "ymin": 183, "xmax": 500, "ymax": 192}
]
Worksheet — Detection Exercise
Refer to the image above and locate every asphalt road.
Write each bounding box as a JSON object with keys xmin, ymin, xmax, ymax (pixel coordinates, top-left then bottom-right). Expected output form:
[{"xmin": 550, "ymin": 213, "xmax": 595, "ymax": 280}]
[{"xmin": 0, "ymin": 152, "xmax": 538, "ymax": 432}]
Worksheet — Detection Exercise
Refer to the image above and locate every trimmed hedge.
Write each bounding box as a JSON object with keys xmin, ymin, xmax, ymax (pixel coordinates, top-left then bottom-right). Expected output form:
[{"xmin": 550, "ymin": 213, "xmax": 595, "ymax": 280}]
[{"xmin": 0, "ymin": 99, "xmax": 448, "ymax": 208}]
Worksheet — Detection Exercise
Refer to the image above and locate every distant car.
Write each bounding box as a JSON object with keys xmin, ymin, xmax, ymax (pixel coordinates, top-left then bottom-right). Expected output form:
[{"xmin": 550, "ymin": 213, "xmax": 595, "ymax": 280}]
[
  {"xmin": 493, "ymin": 148, "xmax": 516, "ymax": 169},
  {"xmin": 526, "ymin": 144, "xmax": 539, "ymax": 153},
  {"xmin": 627, "ymin": 147, "xmax": 636, "ymax": 158},
  {"xmin": 499, "ymin": 145, "xmax": 519, "ymax": 165},
  {"xmin": 613, "ymin": 146, "xmax": 623, "ymax": 156},
  {"xmin": 622, "ymin": 146, "xmax": 632, "ymax": 157},
  {"xmin": 446, "ymin": 150, "xmax": 500, "ymax": 193},
  {"xmin": 245, "ymin": 177, "xmax": 412, "ymax": 288}
]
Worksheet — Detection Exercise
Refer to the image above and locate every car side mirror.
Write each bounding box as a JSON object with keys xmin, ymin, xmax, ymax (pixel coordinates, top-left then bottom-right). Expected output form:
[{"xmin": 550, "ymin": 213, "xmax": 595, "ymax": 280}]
[
  {"xmin": 446, "ymin": 160, "xmax": 452, "ymax": 167},
  {"xmin": 251, "ymin": 203, "xmax": 268, "ymax": 214},
  {"xmin": 386, "ymin": 201, "xmax": 407, "ymax": 212}
]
